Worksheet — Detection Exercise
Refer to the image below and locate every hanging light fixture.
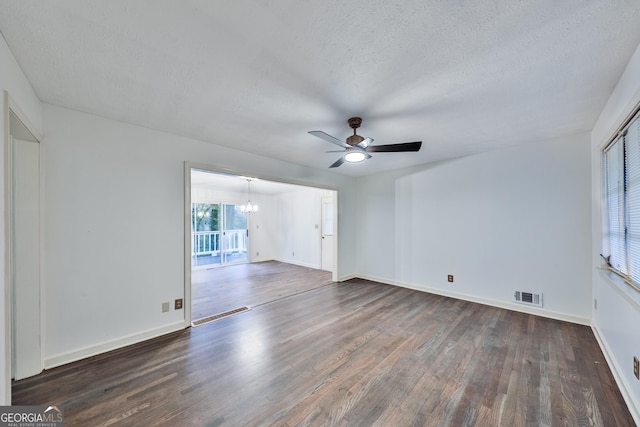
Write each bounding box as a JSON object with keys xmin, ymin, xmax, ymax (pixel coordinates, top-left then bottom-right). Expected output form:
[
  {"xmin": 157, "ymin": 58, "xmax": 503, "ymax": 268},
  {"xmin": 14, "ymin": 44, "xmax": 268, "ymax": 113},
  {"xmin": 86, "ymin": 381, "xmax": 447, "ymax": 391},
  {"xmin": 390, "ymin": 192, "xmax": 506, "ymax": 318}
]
[{"xmin": 240, "ymin": 178, "xmax": 258, "ymax": 213}]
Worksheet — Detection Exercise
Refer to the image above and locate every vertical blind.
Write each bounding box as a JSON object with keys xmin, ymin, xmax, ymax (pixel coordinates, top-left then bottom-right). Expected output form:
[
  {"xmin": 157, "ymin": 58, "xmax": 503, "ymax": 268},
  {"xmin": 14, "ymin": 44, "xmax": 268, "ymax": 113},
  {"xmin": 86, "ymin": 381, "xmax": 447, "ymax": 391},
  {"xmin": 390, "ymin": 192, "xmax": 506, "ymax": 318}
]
[{"xmin": 605, "ymin": 112, "xmax": 640, "ymax": 285}]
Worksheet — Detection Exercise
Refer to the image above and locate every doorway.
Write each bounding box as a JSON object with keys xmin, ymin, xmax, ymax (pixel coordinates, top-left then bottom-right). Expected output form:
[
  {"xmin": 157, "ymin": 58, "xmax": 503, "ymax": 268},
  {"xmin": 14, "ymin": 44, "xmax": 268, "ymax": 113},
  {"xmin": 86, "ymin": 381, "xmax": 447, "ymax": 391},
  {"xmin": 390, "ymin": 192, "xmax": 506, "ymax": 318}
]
[
  {"xmin": 7, "ymin": 107, "xmax": 42, "ymax": 382},
  {"xmin": 184, "ymin": 164, "xmax": 339, "ymax": 325}
]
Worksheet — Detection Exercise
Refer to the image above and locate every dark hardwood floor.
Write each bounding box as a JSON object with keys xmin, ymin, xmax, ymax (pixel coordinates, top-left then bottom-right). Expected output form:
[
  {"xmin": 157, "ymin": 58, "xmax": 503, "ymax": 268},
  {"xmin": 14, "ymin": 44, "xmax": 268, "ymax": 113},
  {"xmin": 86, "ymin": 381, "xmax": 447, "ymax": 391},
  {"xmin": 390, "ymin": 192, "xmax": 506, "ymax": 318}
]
[
  {"xmin": 13, "ymin": 272, "xmax": 634, "ymax": 426},
  {"xmin": 191, "ymin": 261, "xmax": 334, "ymax": 321}
]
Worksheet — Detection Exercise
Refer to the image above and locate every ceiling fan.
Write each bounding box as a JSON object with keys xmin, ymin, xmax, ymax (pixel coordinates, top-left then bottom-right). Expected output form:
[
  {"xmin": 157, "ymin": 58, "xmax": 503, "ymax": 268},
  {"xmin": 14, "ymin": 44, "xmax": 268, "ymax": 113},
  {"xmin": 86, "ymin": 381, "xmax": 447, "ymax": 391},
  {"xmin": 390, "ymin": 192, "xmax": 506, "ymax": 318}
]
[{"xmin": 308, "ymin": 117, "xmax": 422, "ymax": 168}]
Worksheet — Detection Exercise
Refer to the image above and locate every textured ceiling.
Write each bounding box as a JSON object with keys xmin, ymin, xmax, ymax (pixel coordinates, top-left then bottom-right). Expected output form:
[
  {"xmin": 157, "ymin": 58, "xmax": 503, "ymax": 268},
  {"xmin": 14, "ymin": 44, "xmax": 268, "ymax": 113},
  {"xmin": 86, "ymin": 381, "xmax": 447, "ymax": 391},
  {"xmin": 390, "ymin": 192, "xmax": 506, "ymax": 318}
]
[{"xmin": 1, "ymin": 1, "xmax": 640, "ymax": 176}]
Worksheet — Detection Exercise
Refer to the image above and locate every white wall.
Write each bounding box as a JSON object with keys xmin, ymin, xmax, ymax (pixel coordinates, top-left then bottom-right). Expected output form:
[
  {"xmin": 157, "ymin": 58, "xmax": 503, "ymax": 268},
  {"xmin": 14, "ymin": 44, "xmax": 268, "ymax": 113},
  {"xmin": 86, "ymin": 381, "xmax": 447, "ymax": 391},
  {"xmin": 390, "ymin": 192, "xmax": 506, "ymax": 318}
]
[
  {"xmin": 0, "ymin": 34, "xmax": 43, "ymax": 404},
  {"xmin": 357, "ymin": 133, "xmax": 592, "ymax": 324},
  {"xmin": 248, "ymin": 192, "xmax": 276, "ymax": 262},
  {"xmin": 42, "ymin": 104, "xmax": 356, "ymax": 367},
  {"xmin": 591, "ymin": 41, "xmax": 640, "ymax": 424},
  {"xmin": 274, "ymin": 188, "xmax": 333, "ymax": 268}
]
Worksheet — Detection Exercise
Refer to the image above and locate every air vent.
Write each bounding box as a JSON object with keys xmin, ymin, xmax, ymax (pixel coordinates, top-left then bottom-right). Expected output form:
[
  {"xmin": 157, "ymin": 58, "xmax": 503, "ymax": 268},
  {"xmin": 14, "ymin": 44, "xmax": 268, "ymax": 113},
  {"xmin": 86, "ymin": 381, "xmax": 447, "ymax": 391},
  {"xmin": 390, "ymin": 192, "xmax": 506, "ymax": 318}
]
[
  {"xmin": 192, "ymin": 306, "xmax": 250, "ymax": 327},
  {"xmin": 514, "ymin": 291, "xmax": 542, "ymax": 307}
]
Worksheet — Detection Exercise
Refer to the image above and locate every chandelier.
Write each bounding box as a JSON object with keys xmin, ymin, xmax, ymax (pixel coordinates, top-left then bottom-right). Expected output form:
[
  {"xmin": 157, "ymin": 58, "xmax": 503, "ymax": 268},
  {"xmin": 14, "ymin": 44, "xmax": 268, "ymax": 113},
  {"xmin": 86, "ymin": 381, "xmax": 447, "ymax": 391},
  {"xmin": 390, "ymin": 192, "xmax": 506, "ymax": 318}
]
[{"xmin": 240, "ymin": 178, "xmax": 258, "ymax": 213}]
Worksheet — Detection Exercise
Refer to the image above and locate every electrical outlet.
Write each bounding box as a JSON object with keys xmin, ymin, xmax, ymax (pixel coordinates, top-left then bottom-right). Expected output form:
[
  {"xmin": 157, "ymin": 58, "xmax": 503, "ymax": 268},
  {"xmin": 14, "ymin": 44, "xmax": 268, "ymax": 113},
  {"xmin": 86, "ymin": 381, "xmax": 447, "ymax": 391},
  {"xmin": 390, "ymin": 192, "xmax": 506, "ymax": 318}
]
[
  {"xmin": 162, "ymin": 302, "xmax": 170, "ymax": 313},
  {"xmin": 447, "ymin": 275, "xmax": 454, "ymax": 283},
  {"xmin": 292, "ymin": 251, "xmax": 295, "ymax": 256},
  {"xmin": 634, "ymin": 356, "xmax": 639, "ymax": 379},
  {"xmin": 175, "ymin": 299, "xmax": 183, "ymax": 310},
  {"xmin": 256, "ymin": 251, "xmax": 259, "ymax": 256},
  {"xmin": 594, "ymin": 298, "xmax": 598, "ymax": 310}
]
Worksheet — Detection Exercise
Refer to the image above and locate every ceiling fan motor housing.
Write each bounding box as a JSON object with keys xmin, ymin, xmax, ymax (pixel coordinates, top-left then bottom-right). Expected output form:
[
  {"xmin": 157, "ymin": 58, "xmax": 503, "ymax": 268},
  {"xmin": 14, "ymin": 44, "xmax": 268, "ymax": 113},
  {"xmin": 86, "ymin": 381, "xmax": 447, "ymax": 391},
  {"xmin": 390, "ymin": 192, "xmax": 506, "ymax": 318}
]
[
  {"xmin": 347, "ymin": 117, "xmax": 364, "ymax": 146},
  {"xmin": 347, "ymin": 134, "xmax": 364, "ymax": 146}
]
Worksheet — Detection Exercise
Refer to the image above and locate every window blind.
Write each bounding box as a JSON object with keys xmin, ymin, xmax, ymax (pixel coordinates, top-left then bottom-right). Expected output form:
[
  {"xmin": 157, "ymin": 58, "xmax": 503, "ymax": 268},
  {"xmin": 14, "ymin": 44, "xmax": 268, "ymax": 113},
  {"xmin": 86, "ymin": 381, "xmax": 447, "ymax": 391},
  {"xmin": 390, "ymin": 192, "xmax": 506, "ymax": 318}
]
[
  {"xmin": 605, "ymin": 137, "xmax": 627, "ymax": 274},
  {"xmin": 625, "ymin": 118, "xmax": 640, "ymax": 283},
  {"xmin": 604, "ymin": 111, "xmax": 640, "ymax": 286}
]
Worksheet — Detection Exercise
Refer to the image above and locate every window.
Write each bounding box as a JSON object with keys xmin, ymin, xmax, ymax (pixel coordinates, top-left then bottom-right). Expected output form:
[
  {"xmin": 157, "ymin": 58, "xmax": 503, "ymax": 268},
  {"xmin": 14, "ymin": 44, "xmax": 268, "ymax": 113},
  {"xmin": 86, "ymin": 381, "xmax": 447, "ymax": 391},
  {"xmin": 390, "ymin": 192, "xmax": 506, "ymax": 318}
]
[{"xmin": 604, "ymin": 108, "xmax": 640, "ymax": 288}]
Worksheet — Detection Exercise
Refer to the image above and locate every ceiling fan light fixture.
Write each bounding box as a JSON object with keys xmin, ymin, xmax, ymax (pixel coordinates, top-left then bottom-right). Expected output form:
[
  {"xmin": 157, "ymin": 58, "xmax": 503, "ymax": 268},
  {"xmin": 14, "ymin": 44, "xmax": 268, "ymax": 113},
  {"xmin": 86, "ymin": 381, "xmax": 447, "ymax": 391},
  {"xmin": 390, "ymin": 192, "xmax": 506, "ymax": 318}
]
[
  {"xmin": 308, "ymin": 117, "xmax": 422, "ymax": 168},
  {"xmin": 344, "ymin": 148, "xmax": 366, "ymax": 163}
]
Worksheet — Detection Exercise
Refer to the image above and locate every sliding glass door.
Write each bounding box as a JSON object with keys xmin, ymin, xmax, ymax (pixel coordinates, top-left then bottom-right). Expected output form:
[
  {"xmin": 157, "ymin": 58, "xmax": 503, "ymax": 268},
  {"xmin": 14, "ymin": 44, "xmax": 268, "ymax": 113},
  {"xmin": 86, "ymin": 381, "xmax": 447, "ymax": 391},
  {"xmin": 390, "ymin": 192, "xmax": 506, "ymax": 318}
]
[
  {"xmin": 221, "ymin": 204, "xmax": 248, "ymax": 265},
  {"xmin": 191, "ymin": 203, "xmax": 247, "ymax": 268}
]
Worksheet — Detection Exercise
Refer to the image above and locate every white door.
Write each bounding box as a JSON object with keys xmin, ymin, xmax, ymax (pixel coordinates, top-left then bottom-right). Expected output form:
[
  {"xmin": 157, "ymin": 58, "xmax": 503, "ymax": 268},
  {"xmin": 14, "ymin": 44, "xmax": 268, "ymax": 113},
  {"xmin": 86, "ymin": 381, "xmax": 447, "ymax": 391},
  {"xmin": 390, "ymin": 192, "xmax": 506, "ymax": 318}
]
[
  {"xmin": 12, "ymin": 137, "xmax": 41, "ymax": 380},
  {"xmin": 321, "ymin": 196, "xmax": 334, "ymax": 272}
]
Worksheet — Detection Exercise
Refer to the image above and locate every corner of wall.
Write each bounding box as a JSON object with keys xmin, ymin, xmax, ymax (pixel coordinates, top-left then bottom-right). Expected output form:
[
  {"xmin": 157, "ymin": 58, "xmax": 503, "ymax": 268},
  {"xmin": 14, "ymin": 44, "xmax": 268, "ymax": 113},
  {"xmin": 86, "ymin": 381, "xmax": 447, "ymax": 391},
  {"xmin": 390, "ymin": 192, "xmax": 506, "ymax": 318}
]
[{"xmin": 590, "ymin": 39, "xmax": 640, "ymax": 426}]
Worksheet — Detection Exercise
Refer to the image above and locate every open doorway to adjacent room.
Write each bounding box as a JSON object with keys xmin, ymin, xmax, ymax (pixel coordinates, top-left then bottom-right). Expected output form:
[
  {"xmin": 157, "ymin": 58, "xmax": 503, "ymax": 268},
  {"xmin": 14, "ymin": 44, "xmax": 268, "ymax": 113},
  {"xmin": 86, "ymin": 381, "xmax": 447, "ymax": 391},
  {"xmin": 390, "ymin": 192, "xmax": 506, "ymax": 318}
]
[
  {"xmin": 185, "ymin": 166, "xmax": 338, "ymax": 325},
  {"xmin": 5, "ymin": 96, "xmax": 44, "ymax": 386}
]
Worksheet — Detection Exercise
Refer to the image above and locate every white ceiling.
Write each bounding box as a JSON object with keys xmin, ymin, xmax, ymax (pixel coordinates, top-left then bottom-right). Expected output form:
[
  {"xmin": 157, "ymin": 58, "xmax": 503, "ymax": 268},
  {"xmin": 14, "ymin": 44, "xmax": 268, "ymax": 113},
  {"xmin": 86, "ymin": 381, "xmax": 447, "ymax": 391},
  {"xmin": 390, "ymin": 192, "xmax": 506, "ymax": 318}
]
[{"xmin": 1, "ymin": 1, "xmax": 640, "ymax": 176}]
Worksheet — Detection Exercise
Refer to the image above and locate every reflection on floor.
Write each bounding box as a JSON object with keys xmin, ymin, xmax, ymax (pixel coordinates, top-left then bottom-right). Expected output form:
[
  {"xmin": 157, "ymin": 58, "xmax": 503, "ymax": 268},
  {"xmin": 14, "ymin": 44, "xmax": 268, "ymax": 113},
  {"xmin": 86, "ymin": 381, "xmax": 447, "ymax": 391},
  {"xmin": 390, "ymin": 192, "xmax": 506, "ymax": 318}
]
[
  {"xmin": 191, "ymin": 260, "xmax": 334, "ymax": 321},
  {"xmin": 192, "ymin": 252, "xmax": 248, "ymax": 267},
  {"xmin": 14, "ymin": 279, "xmax": 633, "ymax": 425}
]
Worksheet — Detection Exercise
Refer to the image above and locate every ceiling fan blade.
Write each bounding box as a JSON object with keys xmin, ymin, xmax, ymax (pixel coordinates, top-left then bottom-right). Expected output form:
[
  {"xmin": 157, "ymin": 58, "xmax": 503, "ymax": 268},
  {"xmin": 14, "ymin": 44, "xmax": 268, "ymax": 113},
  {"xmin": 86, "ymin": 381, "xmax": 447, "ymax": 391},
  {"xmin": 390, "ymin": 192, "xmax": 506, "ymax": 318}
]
[
  {"xmin": 325, "ymin": 150, "xmax": 345, "ymax": 153},
  {"xmin": 366, "ymin": 141, "xmax": 422, "ymax": 152},
  {"xmin": 329, "ymin": 157, "xmax": 345, "ymax": 168},
  {"xmin": 357, "ymin": 137, "xmax": 373, "ymax": 149},
  {"xmin": 308, "ymin": 131, "xmax": 350, "ymax": 149}
]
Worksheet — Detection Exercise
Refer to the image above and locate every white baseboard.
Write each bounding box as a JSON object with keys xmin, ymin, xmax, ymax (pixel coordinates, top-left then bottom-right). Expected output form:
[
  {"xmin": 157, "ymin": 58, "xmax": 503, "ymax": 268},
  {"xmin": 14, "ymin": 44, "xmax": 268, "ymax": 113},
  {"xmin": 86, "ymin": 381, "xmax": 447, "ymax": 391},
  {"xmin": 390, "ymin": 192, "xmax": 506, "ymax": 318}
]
[
  {"xmin": 357, "ymin": 274, "xmax": 591, "ymax": 326},
  {"xmin": 44, "ymin": 321, "xmax": 186, "ymax": 369},
  {"xmin": 250, "ymin": 256, "xmax": 275, "ymax": 263},
  {"xmin": 355, "ymin": 274, "xmax": 639, "ymax": 422},
  {"xmin": 592, "ymin": 324, "xmax": 640, "ymax": 426},
  {"xmin": 274, "ymin": 257, "xmax": 320, "ymax": 270}
]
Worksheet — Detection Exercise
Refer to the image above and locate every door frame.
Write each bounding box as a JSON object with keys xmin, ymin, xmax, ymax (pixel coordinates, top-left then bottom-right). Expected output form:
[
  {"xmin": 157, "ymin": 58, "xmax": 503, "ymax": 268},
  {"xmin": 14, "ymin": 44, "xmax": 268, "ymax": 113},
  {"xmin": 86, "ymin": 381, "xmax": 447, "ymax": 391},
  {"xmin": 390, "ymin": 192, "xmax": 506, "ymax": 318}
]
[
  {"xmin": 320, "ymin": 195, "xmax": 336, "ymax": 272},
  {"xmin": 219, "ymin": 203, "xmax": 249, "ymax": 267},
  {"xmin": 3, "ymin": 92, "xmax": 44, "ymax": 401},
  {"xmin": 183, "ymin": 162, "xmax": 339, "ymax": 326}
]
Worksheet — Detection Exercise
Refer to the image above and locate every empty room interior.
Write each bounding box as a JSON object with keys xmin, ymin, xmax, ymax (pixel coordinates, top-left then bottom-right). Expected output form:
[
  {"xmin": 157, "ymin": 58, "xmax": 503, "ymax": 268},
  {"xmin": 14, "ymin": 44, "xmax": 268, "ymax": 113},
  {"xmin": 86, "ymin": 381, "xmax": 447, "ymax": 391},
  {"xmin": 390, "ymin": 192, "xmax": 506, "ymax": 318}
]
[{"xmin": 2, "ymin": 1, "xmax": 640, "ymax": 425}]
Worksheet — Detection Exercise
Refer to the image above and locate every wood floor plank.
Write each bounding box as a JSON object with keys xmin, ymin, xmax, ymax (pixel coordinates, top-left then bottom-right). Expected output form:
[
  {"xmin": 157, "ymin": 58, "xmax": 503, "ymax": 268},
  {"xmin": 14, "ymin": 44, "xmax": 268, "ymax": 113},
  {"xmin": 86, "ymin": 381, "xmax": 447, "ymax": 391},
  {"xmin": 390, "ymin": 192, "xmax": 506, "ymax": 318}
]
[
  {"xmin": 12, "ymin": 264, "xmax": 635, "ymax": 426},
  {"xmin": 191, "ymin": 261, "xmax": 334, "ymax": 321}
]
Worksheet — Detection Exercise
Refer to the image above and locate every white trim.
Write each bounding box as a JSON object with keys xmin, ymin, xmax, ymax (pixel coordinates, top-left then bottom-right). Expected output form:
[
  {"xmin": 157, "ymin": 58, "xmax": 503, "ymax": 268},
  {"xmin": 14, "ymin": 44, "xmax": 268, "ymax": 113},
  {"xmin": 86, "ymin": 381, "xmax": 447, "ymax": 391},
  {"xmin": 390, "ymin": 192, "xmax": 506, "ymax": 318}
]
[
  {"xmin": 186, "ymin": 161, "xmax": 340, "ymax": 193},
  {"xmin": 6, "ymin": 95, "xmax": 42, "ymax": 143},
  {"xmin": 250, "ymin": 256, "xmax": 274, "ymax": 263},
  {"xmin": 598, "ymin": 92, "xmax": 640, "ymax": 152},
  {"xmin": 592, "ymin": 323, "xmax": 640, "ymax": 426},
  {"xmin": 330, "ymin": 193, "xmax": 338, "ymax": 282},
  {"xmin": 183, "ymin": 163, "xmax": 192, "ymax": 326},
  {"xmin": 43, "ymin": 321, "xmax": 186, "ymax": 369},
  {"xmin": 38, "ymin": 108, "xmax": 46, "ymax": 386},
  {"xmin": 273, "ymin": 258, "xmax": 320, "ymax": 270},
  {"xmin": 357, "ymin": 273, "xmax": 591, "ymax": 326},
  {"xmin": 184, "ymin": 161, "xmax": 342, "ymax": 324},
  {"xmin": 597, "ymin": 268, "xmax": 640, "ymax": 310},
  {"xmin": 3, "ymin": 92, "xmax": 44, "ymax": 402},
  {"xmin": 600, "ymin": 98, "xmax": 640, "ymax": 152},
  {"xmin": 337, "ymin": 273, "xmax": 358, "ymax": 282},
  {"xmin": 194, "ymin": 257, "xmax": 277, "ymax": 270},
  {"xmin": 2, "ymin": 92, "xmax": 10, "ymax": 404}
]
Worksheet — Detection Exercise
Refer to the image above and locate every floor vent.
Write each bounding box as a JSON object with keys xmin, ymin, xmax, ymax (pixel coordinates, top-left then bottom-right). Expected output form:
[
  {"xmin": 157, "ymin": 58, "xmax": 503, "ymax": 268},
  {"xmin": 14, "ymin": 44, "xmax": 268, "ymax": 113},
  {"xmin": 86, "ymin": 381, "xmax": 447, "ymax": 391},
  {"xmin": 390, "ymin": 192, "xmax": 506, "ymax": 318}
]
[
  {"xmin": 514, "ymin": 291, "xmax": 543, "ymax": 307},
  {"xmin": 192, "ymin": 306, "xmax": 250, "ymax": 327}
]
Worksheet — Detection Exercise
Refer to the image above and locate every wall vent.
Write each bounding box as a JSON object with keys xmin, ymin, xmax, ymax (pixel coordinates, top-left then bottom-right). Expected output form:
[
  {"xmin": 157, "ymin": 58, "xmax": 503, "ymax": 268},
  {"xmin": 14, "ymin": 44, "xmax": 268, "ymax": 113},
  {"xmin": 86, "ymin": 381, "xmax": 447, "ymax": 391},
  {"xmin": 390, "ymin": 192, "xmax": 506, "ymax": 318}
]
[
  {"xmin": 514, "ymin": 291, "xmax": 542, "ymax": 307},
  {"xmin": 192, "ymin": 306, "xmax": 250, "ymax": 327}
]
